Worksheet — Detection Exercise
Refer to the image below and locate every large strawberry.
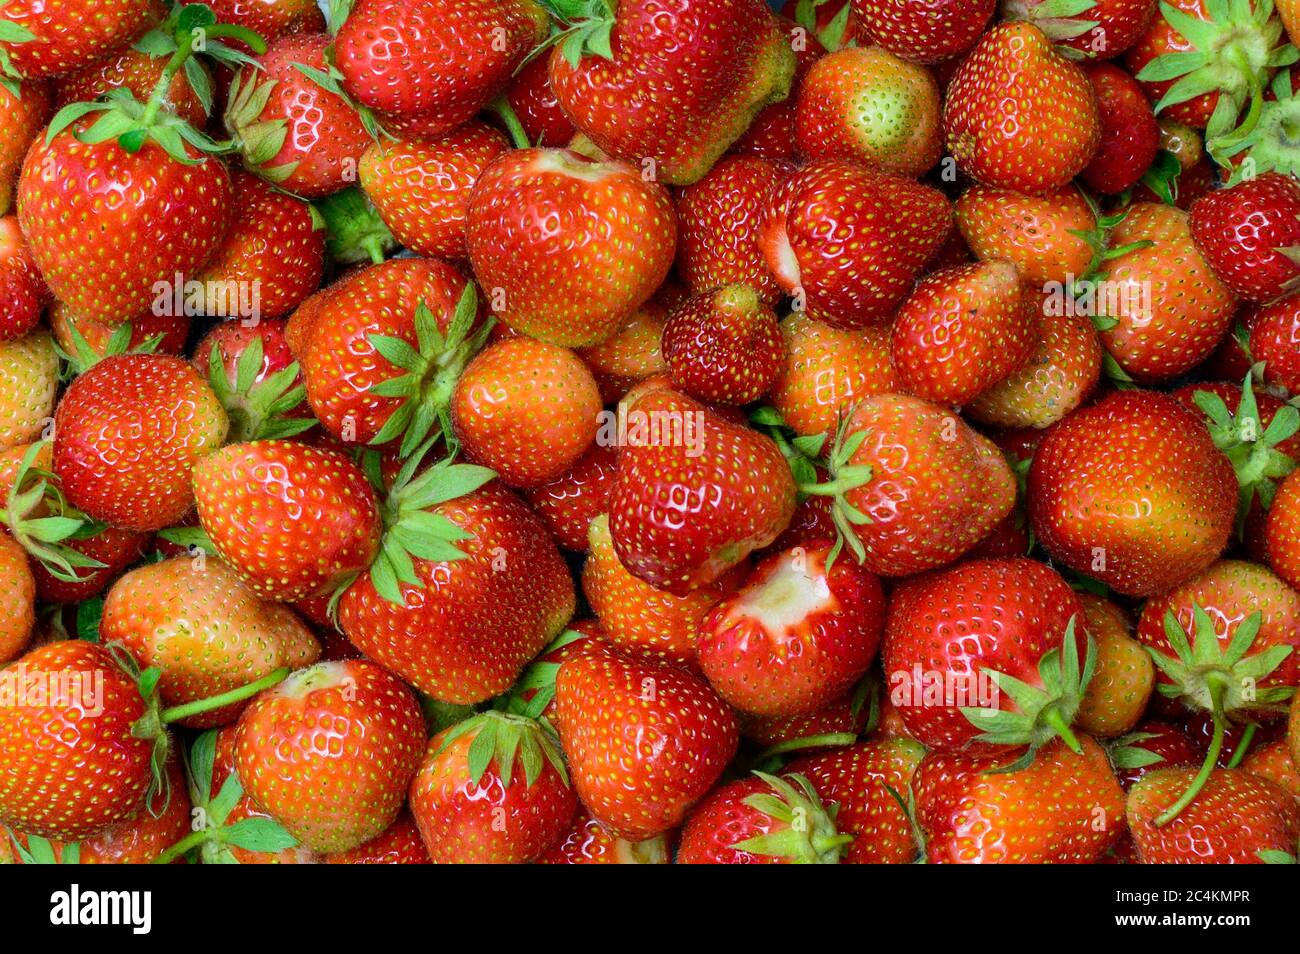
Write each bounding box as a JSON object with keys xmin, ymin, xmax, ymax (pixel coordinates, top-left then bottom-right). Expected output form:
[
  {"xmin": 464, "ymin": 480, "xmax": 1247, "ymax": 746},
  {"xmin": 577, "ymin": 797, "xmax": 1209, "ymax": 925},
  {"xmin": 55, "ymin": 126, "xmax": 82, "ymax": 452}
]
[
  {"xmin": 0, "ymin": 0, "xmax": 165, "ymax": 80},
  {"xmin": 546, "ymin": 0, "xmax": 796, "ymax": 185},
  {"xmin": 466, "ymin": 148, "xmax": 676, "ymax": 348},
  {"xmin": 850, "ymin": 0, "xmax": 993, "ymax": 64}
]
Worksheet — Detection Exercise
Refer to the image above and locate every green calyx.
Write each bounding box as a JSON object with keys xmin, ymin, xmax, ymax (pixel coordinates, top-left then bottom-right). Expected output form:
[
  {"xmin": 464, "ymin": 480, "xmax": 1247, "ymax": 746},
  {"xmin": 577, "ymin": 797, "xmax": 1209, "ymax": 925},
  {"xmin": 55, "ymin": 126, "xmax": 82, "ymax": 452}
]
[
  {"xmin": 791, "ymin": 0, "xmax": 856, "ymax": 51},
  {"xmin": 730, "ymin": 772, "xmax": 853, "ymax": 864},
  {"xmin": 1190, "ymin": 372, "xmax": 1297, "ymax": 533},
  {"xmin": 1136, "ymin": 150, "xmax": 1184, "ymax": 206},
  {"xmin": 960, "ymin": 616, "xmax": 1097, "ymax": 774},
  {"xmin": 224, "ymin": 70, "xmax": 295, "ymax": 182},
  {"xmin": 496, "ymin": 627, "xmax": 589, "ymax": 720},
  {"xmin": 0, "ymin": 442, "xmax": 107, "ymax": 585},
  {"xmin": 438, "ymin": 711, "xmax": 570, "ymax": 789},
  {"xmin": 366, "ymin": 282, "xmax": 493, "ymax": 458},
  {"xmin": 1106, "ymin": 730, "xmax": 1169, "ymax": 772},
  {"xmin": 291, "ymin": 51, "xmax": 389, "ymax": 142},
  {"xmin": 1217, "ymin": 68, "xmax": 1300, "ymax": 181},
  {"xmin": 4, "ymin": 831, "xmax": 82, "ymax": 865},
  {"xmin": 1068, "ymin": 193, "xmax": 1154, "ymax": 317},
  {"xmin": 0, "ymin": 6, "xmax": 34, "ymax": 90},
  {"xmin": 1003, "ymin": 0, "xmax": 1101, "ymax": 55},
  {"xmin": 1259, "ymin": 841, "xmax": 1299, "ymax": 863},
  {"xmin": 791, "ymin": 407, "xmax": 875, "ymax": 568},
  {"xmin": 206, "ymin": 333, "xmax": 314, "ymax": 443},
  {"xmin": 53, "ymin": 315, "xmax": 164, "ymax": 381},
  {"xmin": 532, "ymin": 0, "xmax": 617, "ymax": 69},
  {"xmin": 313, "ymin": 187, "xmax": 397, "ymax": 265}
]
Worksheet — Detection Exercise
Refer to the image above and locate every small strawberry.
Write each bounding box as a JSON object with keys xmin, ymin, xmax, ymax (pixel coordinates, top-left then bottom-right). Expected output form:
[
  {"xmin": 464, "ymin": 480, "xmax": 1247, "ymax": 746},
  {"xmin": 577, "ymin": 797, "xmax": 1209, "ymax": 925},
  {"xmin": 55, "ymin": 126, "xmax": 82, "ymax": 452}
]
[
  {"xmin": 503, "ymin": 53, "xmax": 576, "ymax": 147},
  {"xmin": 234, "ymin": 659, "xmax": 427, "ymax": 853},
  {"xmin": 0, "ymin": 532, "xmax": 33, "ymax": 664},
  {"xmin": 739, "ymin": 683, "xmax": 871, "ymax": 751},
  {"xmin": 194, "ymin": 317, "xmax": 315, "ymax": 444},
  {"xmin": 32, "ymin": 523, "xmax": 148, "ymax": 606},
  {"xmin": 1190, "ymin": 172, "xmax": 1300, "ymax": 304},
  {"xmin": 555, "ymin": 642, "xmax": 740, "ymax": 839},
  {"xmin": 525, "ymin": 443, "xmax": 619, "ymax": 552},
  {"xmin": 0, "ymin": 0, "xmax": 165, "ymax": 79},
  {"xmin": 1251, "ymin": 293, "xmax": 1300, "ymax": 394},
  {"xmin": 1006, "ymin": 0, "xmax": 1157, "ymax": 59},
  {"xmin": 0, "ymin": 80, "xmax": 51, "ymax": 215},
  {"xmin": 1243, "ymin": 737, "xmax": 1300, "ymax": 798},
  {"xmin": 944, "ymin": 22, "xmax": 1101, "ymax": 195},
  {"xmin": 661, "ymin": 285, "xmax": 784, "ymax": 406},
  {"xmin": 1075, "ymin": 593, "xmax": 1153, "ymax": 738},
  {"xmin": 325, "ymin": 811, "xmax": 431, "ymax": 864},
  {"xmin": 409, "ymin": 711, "xmax": 577, "ymax": 863},
  {"xmin": 575, "ymin": 299, "xmax": 668, "ymax": 403},
  {"xmin": 1081, "ymin": 61, "xmax": 1160, "ymax": 194},
  {"xmin": 954, "ymin": 184, "xmax": 1096, "ymax": 286},
  {"xmin": 535, "ymin": 808, "xmax": 670, "ymax": 864},
  {"xmin": 0, "ymin": 215, "xmax": 48, "ymax": 342},
  {"xmin": 849, "ymin": 0, "xmax": 994, "ymax": 64}
]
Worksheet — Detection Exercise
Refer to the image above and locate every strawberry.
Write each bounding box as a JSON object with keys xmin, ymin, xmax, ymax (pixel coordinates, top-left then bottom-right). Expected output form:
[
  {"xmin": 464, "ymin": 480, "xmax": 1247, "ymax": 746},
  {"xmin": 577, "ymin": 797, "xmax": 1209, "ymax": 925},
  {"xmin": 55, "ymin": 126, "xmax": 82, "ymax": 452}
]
[
  {"xmin": 1075, "ymin": 593, "xmax": 1153, "ymax": 738},
  {"xmin": 554, "ymin": 642, "xmax": 739, "ymax": 838},
  {"xmin": 53, "ymin": 46, "xmax": 208, "ymax": 127},
  {"xmin": 678, "ymin": 771, "xmax": 851, "ymax": 864},
  {"xmin": 1243, "ymin": 737, "xmax": 1300, "ymax": 798},
  {"xmin": 325, "ymin": 811, "xmax": 431, "ymax": 864},
  {"xmin": 779, "ymin": 0, "xmax": 862, "ymax": 50},
  {"xmin": 575, "ymin": 299, "xmax": 668, "ymax": 403},
  {"xmin": 546, "ymin": 0, "xmax": 797, "ymax": 185},
  {"xmin": 0, "ymin": 533, "xmax": 34, "ymax": 664},
  {"xmin": 1267, "ymin": 469, "xmax": 1300, "ymax": 591},
  {"xmin": 1251, "ymin": 293, "xmax": 1300, "ymax": 394},
  {"xmin": 0, "ymin": 0, "xmax": 165, "ymax": 79},
  {"xmin": 607, "ymin": 387, "xmax": 797, "ymax": 592},
  {"xmin": 193, "ymin": 440, "xmax": 382, "ymax": 602},
  {"xmin": 102, "ymin": 556, "xmax": 321, "ymax": 728},
  {"xmin": 583, "ymin": 513, "xmax": 744, "ymax": 665},
  {"xmin": 1190, "ymin": 172, "xmax": 1300, "ymax": 304},
  {"xmin": 451, "ymin": 336, "xmax": 603, "ymax": 488},
  {"xmin": 233, "ymin": 659, "xmax": 426, "ymax": 853},
  {"xmin": 0, "ymin": 80, "xmax": 51, "ymax": 215},
  {"xmin": 1006, "ymin": 0, "xmax": 1157, "ymax": 59},
  {"xmin": 466, "ymin": 148, "xmax": 676, "ymax": 347},
  {"xmin": 524, "ymin": 442, "xmax": 618, "ymax": 552},
  {"xmin": 697, "ymin": 541, "xmax": 885, "ymax": 717},
  {"xmin": 503, "ymin": 53, "xmax": 576, "ymax": 147},
  {"xmin": 944, "ymin": 22, "xmax": 1101, "ymax": 195},
  {"xmin": 360, "ymin": 122, "xmax": 509, "ymax": 262},
  {"xmin": 0, "ymin": 215, "xmax": 47, "ymax": 342},
  {"xmin": 769, "ymin": 314, "xmax": 900, "ymax": 438},
  {"xmin": 1110, "ymin": 718, "xmax": 1199, "ymax": 789},
  {"xmin": 674, "ymin": 154, "xmax": 790, "ymax": 306},
  {"xmin": 536, "ymin": 808, "xmax": 671, "ymax": 863},
  {"xmin": 205, "ymin": 0, "xmax": 321, "ymax": 45},
  {"xmin": 1081, "ymin": 61, "xmax": 1160, "ymax": 194},
  {"xmin": 224, "ymin": 33, "xmax": 373, "ymax": 200},
  {"xmin": 915, "ymin": 735, "xmax": 1126, "ymax": 863},
  {"xmin": 730, "ymin": 14, "xmax": 827, "ymax": 162},
  {"xmin": 786, "ymin": 737, "xmax": 927, "ymax": 864},
  {"xmin": 193, "ymin": 317, "xmax": 315, "ymax": 444},
  {"xmin": 661, "ymin": 285, "xmax": 784, "ymax": 406},
  {"xmin": 954, "ymin": 184, "xmax": 1096, "ymax": 286},
  {"xmin": 50, "ymin": 302, "xmax": 189, "ymax": 365},
  {"xmin": 795, "ymin": 46, "xmax": 942, "ymax": 177},
  {"xmin": 334, "ymin": 0, "xmax": 547, "ymax": 135},
  {"xmin": 1127, "ymin": 767, "xmax": 1300, "ymax": 862},
  {"xmin": 889, "ymin": 260, "xmax": 1037, "ymax": 406},
  {"xmin": 739, "ymin": 682, "xmax": 871, "ymax": 750},
  {"xmin": 1029, "ymin": 389, "xmax": 1236, "ymax": 595},
  {"xmin": 850, "ymin": 0, "xmax": 993, "ymax": 64},
  {"xmin": 409, "ymin": 711, "xmax": 577, "ymax": 863},
  {"xmin": 32, "ymin": 523, "xmax": 148, "ymax": 605},
  {"xmin": 53, "ymin": 354, "xmax": 228, "ymax": 531}
]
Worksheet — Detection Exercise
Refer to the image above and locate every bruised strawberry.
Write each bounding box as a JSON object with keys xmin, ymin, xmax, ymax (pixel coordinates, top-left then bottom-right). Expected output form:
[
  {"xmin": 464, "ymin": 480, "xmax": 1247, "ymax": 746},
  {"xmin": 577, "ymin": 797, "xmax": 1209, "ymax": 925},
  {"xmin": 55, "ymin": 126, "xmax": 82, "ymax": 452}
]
[
  {"xmin": 0, "ymin": 0, "xmax": 165, "ymax": 79},
  {"xmin": 1190, "ymin": 172, "xmax": 1300, "ymax": 304},
  {"xmin": 944, "ymin": 22, "xmax": 1101, "ymax": 195},
  {"xmin": 0, "ymin": 215, "xmax": 47, "ymax": 342},
  {"xmin": 1081, "ymin": 61, "xmax": 1160, "ymax": 195},
  {"xmin": 850, "ymin": 0, "xmax": 993, "ymax": 64},
  {"xmin": 536, "ymin": 808, "xmax": 670, "ymax": 864},
  {"xmin": 661, "ymin": 285, "xmax": 784, "ymax": 406},
  {"xmin": 954, "ymin": 184, "xmax": 1095, "ymax": 286}
]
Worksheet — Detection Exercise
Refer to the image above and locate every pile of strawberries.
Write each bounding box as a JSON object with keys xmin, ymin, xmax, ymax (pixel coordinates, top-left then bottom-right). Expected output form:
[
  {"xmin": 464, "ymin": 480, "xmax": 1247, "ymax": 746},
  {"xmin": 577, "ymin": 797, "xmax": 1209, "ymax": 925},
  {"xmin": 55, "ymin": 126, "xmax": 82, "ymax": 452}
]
[{"xmin": 0, "ymin": 0, "xmax": 1299, "ymax": 866}]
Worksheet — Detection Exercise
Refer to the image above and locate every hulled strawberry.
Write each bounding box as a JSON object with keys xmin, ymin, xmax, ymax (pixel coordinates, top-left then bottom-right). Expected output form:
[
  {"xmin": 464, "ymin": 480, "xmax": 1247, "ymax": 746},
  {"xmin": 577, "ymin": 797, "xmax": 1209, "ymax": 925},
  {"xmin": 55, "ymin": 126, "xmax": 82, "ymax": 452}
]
[
  {"xmin": 944, "ymin": 22, "xmax": 1101, "ymax": 195},
  {"xmin": 954, "ymin": 184, "xmax": 1095, "ymax": 286},
  {"xmin": 0, "ymin": 215, "xmax": 47, "ymax": 342},
  {"xmin": 525, "ymin": 443, "xmax": 618, "ymax": 552},
  {"xmin": 1190, "ymin": 172, "xmax": 1300, "ymax": 303},
  {"xmin": 849, "ymin": 0, "xmax": 993, "ymax": 64},
  {"xmin": 661, "ymin": 285, "xmax": 784, "ymax": 406},
  {"xmin": 0, "ymin": 0, "xmax": 165, "ymax": 79},
  {"xmin": 466, "ymin": 148, "xmax": 676, "ymax": 348}
]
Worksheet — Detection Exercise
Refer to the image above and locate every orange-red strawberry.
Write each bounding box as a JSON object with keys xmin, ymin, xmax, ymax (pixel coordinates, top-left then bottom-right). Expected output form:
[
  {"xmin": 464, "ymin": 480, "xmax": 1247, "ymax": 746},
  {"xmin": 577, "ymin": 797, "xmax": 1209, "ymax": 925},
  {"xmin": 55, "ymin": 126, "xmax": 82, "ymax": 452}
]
[
  {"xmin": 53, "ymin": 354, "xmax": 228, "ymax": 531},
  {"xmin": 915, "ymin": 735, "xmax": 1126, "ymax": 863},
  {"xmin": 741, "ymin": 684, "xmax": 871, "ymax": 750},
  {"xmin": 698, "ymin": 541, "xmax": 885, "ymax": 717},
  {"xmin": 0, "ymin": 0, "xmax": 165, "ymax": 79},
  {"xmin": 608, "ymin": 387, "xmax": 797, "ymax": 592},
  {"xmin": 554, "ymin": 642, "xmax": 739, "ymax": 838},
  {"xmin": 102, "ymin": 556, "xmax": 321, "ymax": 728},
  {"xmin": 325, "ymin": 811, "xmax": 431, "ymax": 864},
  {"xmin": 889, "ymin": 260, "xmax": 1036, "ymax": 406},
  {"xmin": 850, "ymin": 0, "xmax": 993, "ymax": 64},
  {"xmin": 1190, "ymin": 172, "xmax": 1300, "ymax": 304},
  {"xmin": 0, "ymin": 330, "xmax": 57, "ymax": 451},
  {"xmin": 1251, "ymin": 293, "xmax": 1300, "ymax": 394},
  {"xmin": 1029, "ymin": 389, "xmax": 1236, "ymax": 595},
  {"xmin": 944, "ymin": 22, "xmax": 1101, "ymax": 195},
  {"xmin": 0, "ymin": 533, "xmax": 33, "ymax": 664},
  {"xmin": 547, "ymin": 0, "xmax": 796, "ymax": 185},
  {"xmin": 360, "ymin": 123, "xmax": 509, "ymax": 262},
  {"xmin": 234, "ymin": 659, "xmax": 426, "ymax": 853},
  {"xmin": 1127, "ymin": 767, "xmax": 1300, "ymax": 862},
  {"xmin": 795, "ymin": 46, "xmax": 942, "ymax": 177},
  {"xmin": 1007, "ymin": 0, "xmax": 1156, "ymax": 59},
  {"xmin": 193, "ymin": 440, "xmax": 382, "ymax": 602},
  {"xmin": 661, "ymin": 285, "xmax": 784, "ymax": 406},
  {"xmin": 503, "ymin": 53, "xmax": 576, "ymax": 147},
  {"xmin": 730, "ymin": 14, "xmax": 826, "ymax": 162},
  {"xmin": 1243, "ymin": 738, "xmax": 1300, "ymax": 798},
  {"xmin": 786, "ymin": 737, "xmax": 926, "ymax": 864},
  {"xmin": 536, "ymin": 808, "xmax": 671, "ymax": 864},
  {"xmin": 0, "ymin": 80, "xmax": 51, "ymax": 215},
  {"xmin": 674, "ymin": 154, "xmax": 790, "ymax": 306},
  {"xmin": 525, "ymin": 442, "xmax": 618, "ymax": 552},
  {"xmin": 0, "ymin": 215, "xmax": 47, "ymax": 342},
  {"xmin": 1075, "ymin": 593, "xmax": 1153, "ymax": 738},
  {"xmin": 50, "ymin": 302, "xmax": 189, "ymax": 365},
  {"xmin": 1268, "ymin": 469, "xmax": 1300, "ymax": 591},
  {"xmin": 451, "ymin": 336, "xmax": 602, "ymax": 488},
  {"xmin": 466, "ymin": 148, "xmax": 676, "ymax": 347},
  {"xmin": 760, "ymin": 159, "xmax": 951, "ymax": 329},
  {"xmin": 53, "ymin": 46, "xmax": 207, "ymax": 127},
  {"xmin": 409, "ymin": 711, "xmax": 577, "ymax": 863},
  {"xmin": 575, "ymin": 299, "xmax": 668, "ymax": 403},
  {"xmin": 954, "ymin": 184, "xmax": 1095, "ymax": 286},
  {"xmin": 1081, "ymin": 61, "xmax": 1159, "ymax": 195}
]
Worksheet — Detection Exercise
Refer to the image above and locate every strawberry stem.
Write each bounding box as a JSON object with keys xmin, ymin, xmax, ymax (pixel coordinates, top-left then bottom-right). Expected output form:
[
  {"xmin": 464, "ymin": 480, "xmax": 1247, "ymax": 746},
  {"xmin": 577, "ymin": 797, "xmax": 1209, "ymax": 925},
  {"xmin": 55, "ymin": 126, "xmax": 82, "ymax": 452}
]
[
  {"xmin": 1044, "ymin": 707, "xmax": 1083, "ymax": 754},
  {"xmin": 1225, "ymin": 722, "xmax": 1257, "ymax": 769},
  {"xmin": 158, "ymin": 667, "xmax": 289, "ymax": 723},
  {"xmin": 754, "ymin": 732, "xmax": 858, "ymax": 761},
  {"xmin": 1155, "ymin": 675, "xmax": 1227, "ymax": 827},
  {"xmin": 489, "ymin": 96, "xmax": 531, "ymax": 150},
  {"xmin": 150, "ymin": 828, "xmax": 209, "ymax": 865}
]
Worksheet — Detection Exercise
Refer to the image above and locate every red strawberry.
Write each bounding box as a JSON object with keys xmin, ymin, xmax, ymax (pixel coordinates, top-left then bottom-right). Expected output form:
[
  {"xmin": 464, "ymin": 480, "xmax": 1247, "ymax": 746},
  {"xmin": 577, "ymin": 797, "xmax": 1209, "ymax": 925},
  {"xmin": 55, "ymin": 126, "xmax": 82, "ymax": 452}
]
[
  {"xmin": 795, "ymin": 46, "xmax": 942, "ymax": 177},
  {"xmin": 360, "ymin": 123, "xmax": 509, "ymax": 262},
  {"xmin": 50, "ymin": 301, "xmax": 189, "ymax": 365},
  {"xmin": 0, "ymin": 80, "xmax": 51, "ymax": 215},
  {"xmin": 915, "ymin": 735, "xmax": 1126, "ymax": 863},
  {"xmin": 1242, "ymin": 738, "xmax": 1300, "ymax": 798},
  {"xmin": 335, "ymin": 0, "xmax": 547, "ymax": 135},
  {"xmin": 1190, "ymin": 172, "xmax": 1300, "ymax": 304},
  {"xmin": 193, "ymin": 440, "xmax": 381, "ymax": 602},
  {"xmin": 944, "ymin": 22, "xmax": 1101, "ymax": 195},
  {"xmin": 661, "ymin": 285, "xmax": 784, "ymax": 406},
  {"xmin": 1006, "ymin": 0, "xmax": 1157, "ymax": 59},
  {"xmin": 555, "ymin": 642, "xmax": 739, "ymax": 838},
  {"xmin": 849, "ymin": 0, "xmax": 993, "ymax": 64},
  {"xmin": 729, "ymin": 14, "xmax": 826, "ymax": 162},
  {"xmin": 102, "ymin": 556, "xmax": 321, "ymax": 728},
  {"xmin": 674, "ymin": 154, "xmax": 790, "ymax": 306},
  {"xmin": 193, "ymin": 317, "xmax": 314, "ymax": 444},
  {"xmin": 1074, "ymin": 593, "xmax": 1153, "ymax": 738},
  {"xmin": 739, "ymin": 684, "xmax": 871, "ymax": 750},
  {"xmin": 53, "ymin": 46, "xmax": 208, "ymax": 127},
  {"xmin": 607, "ymin": 387, "xmax": 797, "ymax": 592},
  {"xmin": 234, "ymin": 659, "xmax": 426, "ymax": 853},
  {"xmin": 451, "ymin": 336, "xmax": 603, "ymax": 488},
  {"xmin": 954, "ymin": 184, "xmax": 1095, "ymax": 286},
  {"xmin": 466, "ymin": 148, "xmax": 676, "ymax": 347},
  {"xmin": 760, "ymin": 159, "xmax": 951, "ymax": 329},
  {"xmin": 525, "ymin": 442, "xmax": 618, "ymax": 552},
  {"xmin": 1081, "ymin": 61, "xmax": 1159, "ymax": 194},
  {"xmin": 1127, "ymin": 767, "xmax": 1300, "ymax": 862},
  {"xmin": 503, "ymin": 53, "xmax": 576, "ymax": 148},
  {"xmin": 1029, "ymin": 389, "xmax": 1236, "ymax": 596},
  {"xmin": 575, "ymin": 299, "xmax": 668, "ymax": 403},
  {"xmin": 53, "ymin": 354, "xmax": 228, "ymax": 531},
  {"xmin": 547, "ymin": 0, "xmax": 796, "ymax": 185},
  {"xmin": 1251, "ymin": 293, "xmax": 1300, "ymax": 394},
  {"xmin": 0, "ymin": 533, "xmax": 34, "ymax": 664},
  {"xmin": 409, "ymin": 711, "xmax": 577, "ymax": 863},
  {"xmin": 697, "ymin": 540, "xmax": 885, "ymax": 717},
  {"xmin": 1110, "ymin": 719, "xmax": 1200, "ymax": 789},
  {"xmin": 0, "ymin": 0, "xmax": 165, "ymax": 79},
  {"xmin": 889, "ymin": 260, "xmax": 1037, "ymax": 406},
  {"xmin": 32, "ymin": 524, "xmax": 148, "ymax": 605},
  {"xmin": 779, "ymin": 0, "xmax": 863, "ymax": 50},
  {"xmin": 205, "ymin": 0, "xmax": 322, "ymax": 45},
  {"xmin": 325, "ymin": 811, "xmax": 431, "ymax": 864},
  {"xmin": 536, "ymin": 808, "xmax": 671, "ymax": 864},
  {"xmin": 1267, "ymin": 469, "xmax": 1300, "ymax": 591},
  {"xmin": 0, "ymin": 215, "xmax": 47, "ymax": 342}
]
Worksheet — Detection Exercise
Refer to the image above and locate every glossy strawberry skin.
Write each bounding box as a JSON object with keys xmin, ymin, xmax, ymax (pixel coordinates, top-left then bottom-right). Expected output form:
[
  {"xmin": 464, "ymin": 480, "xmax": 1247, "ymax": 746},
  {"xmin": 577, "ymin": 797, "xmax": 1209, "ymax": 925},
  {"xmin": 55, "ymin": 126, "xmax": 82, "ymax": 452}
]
[
  {"xmin": 205, "ymin": 0, "xmax": 320, "ymax": 45},
  {"xmin": 525, "ymin": 443, "xmax": 619, "ymax": 553},
  {"xmin": 1124, "ymin": 0, "xmax": 1218, "ymax": 127},
  {"xmin": 0, "ymin": 641, "xmax": 154, "ymax": 840},
  {"xmin": 954, "ymin": 184, "xmax": 1095, "ymax": 286},
  {"xmin": 234, "ymin": 659, "xmax": 426, "ymax": 854},
  {"xmin": 50, "ymin": 301, "xmax": 189, "ymax": 362},
  {"xmin": 1011, "ymin": 0, "xmax": 1157, "ymax": 58},
  {"xmin": 677, "ymin": 775, "xmax": 826, "ymax": 864},
  {"xmin": 1080, "ymin": 62, "xmax": 1159, "ymax": 195},
  {"xmin": 193, "ymin": 440, "xmax": 382, "ymax": 603},
  {"xmin": 504, "ymin": 54, "xmax": 576, "ymax": 147},
  {"xmin": 0, "ymin": 215, "xmax": 48, "ymax": 342},
  {"xmin": 53, "ymin": 46, "xmax": 208, "ymax": 128},
  {"xmin": 576, "ymin": 299, "xmax": 669, "ymax": 404},
  {"xmin": 760, "ymin": 159, "xmax": 951, "ymax": 329},
  {"xmin": 0, "ymin": 0, "xmax": 165, "ymax": 78},
  {"xmin": 0, "ymin": 534, "xmax": 34, "ymax": 665},
  {"xmin": 0, "ymin": 80, "xmax": 51, "ymax": 216},
  {"xmin": 850, "ymin": 0, "xmax": 994, "ymax": 64},
  {"xmin": 661, "ymin": 284, "xmax": 785, "ymax": 406},
  {"xmin": 1190, "ymin": 172, "xmax": 1300, "ymax": 304},
  {"xmin": 535, "ymin": 809, "xmax": 670, "ymax": 864}
]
